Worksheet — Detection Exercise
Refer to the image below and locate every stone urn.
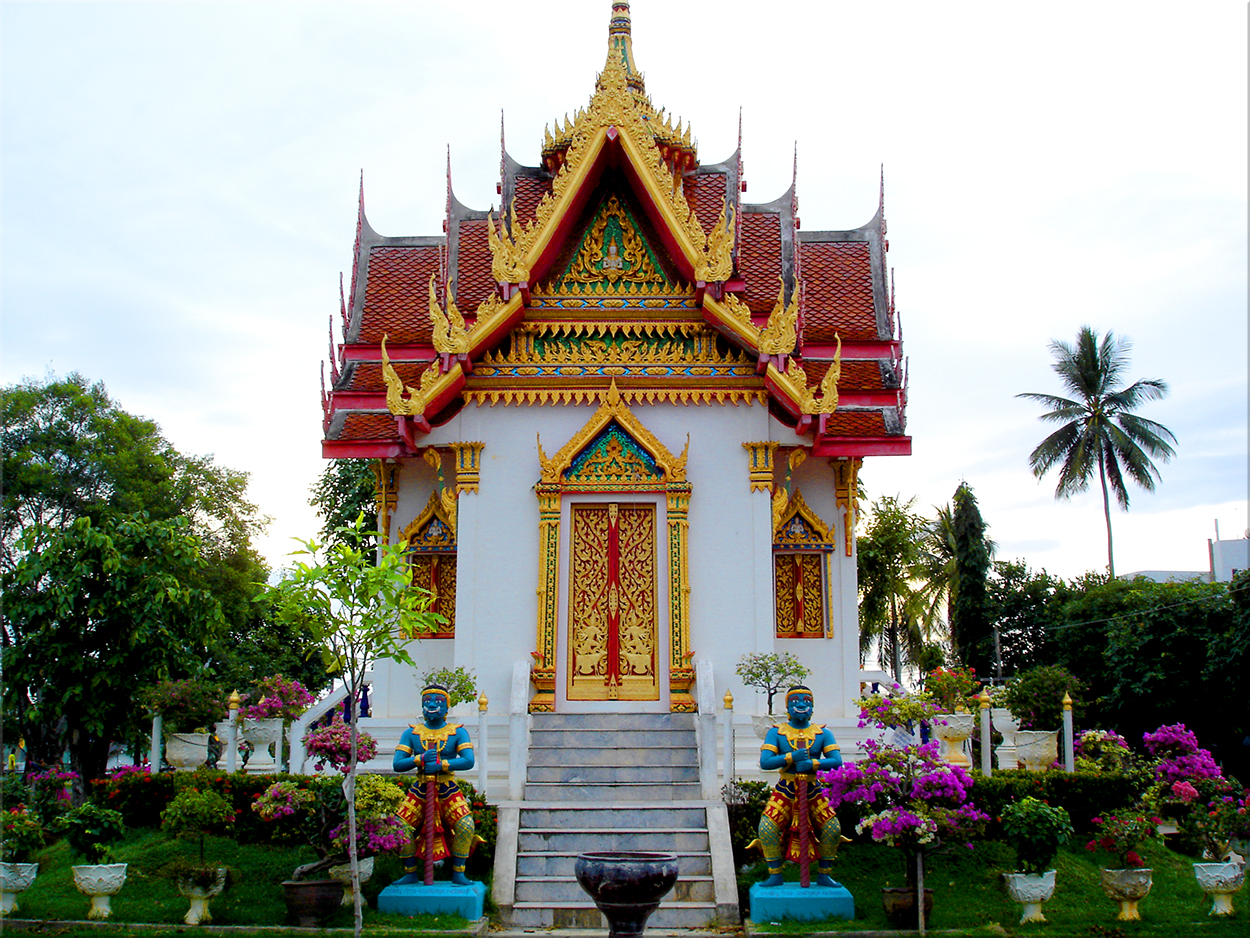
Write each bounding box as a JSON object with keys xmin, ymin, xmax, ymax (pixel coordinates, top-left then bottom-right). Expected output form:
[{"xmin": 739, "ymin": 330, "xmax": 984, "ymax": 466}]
[
  {"xmin": 1003, "ymin": 870, "xmax": 1056, "ymax": 923},
  {"xmin": 72, "ymin": 863, "xmax": 128, "ymax": 919},
  {"xmin": 931, "ymin": 713, "xmax": 974, "ymax": 768},
  {"xmin": 177, "ymin": 867, "xmax": 228, "ymax": 925},
  {"xmin": 991, "ymin": 707, "xmax": 1019, "ymax": 768},
  {"xmin": 165, "ymin": 733, "xmax": 211, "ymax": 772},
  {"xmin": 574, "ymin": 851, "xmax": 678, "ymax": 937},
  {"xmin": 282, "ymin": 879, "xmax": 346, "ymax": 927},
  {"xmin": 240, "ymin": 718, "xmax": 283, "ymax": 774},
  {"xmin": 751, "ymin": 714, "xmax": 784, "ymax": 740},
  {"xmin": 1193, "ymin": 861, "xmax": 1245, "ymax": 916},
  {"xmin": 1015, "ymin": 729, "xmax": 1059, "ymax": 772},
  {"xmin": 0, "ymin": 862, "xmax": 39, "ymax": 914},
  {"xmin": 327, "ymin": 855, "xmax": 374, "ymax": 905},
  {"xmin": 1099, "ymin": 867, "xmax": 1152, "ymax": 921}
]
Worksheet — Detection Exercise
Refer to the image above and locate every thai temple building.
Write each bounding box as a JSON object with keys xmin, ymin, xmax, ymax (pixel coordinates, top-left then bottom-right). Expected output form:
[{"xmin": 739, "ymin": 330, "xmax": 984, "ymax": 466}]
[{"xmin": 313, "ymin": 3, "xmax": 909, "ymax": 925}]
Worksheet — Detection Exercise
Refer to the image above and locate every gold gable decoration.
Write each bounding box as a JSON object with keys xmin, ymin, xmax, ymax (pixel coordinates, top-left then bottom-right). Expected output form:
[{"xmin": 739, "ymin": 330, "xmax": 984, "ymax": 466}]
[
  {"xmin": 399, "ymin": 490, "xmax": 457, "ymax": 547},
  {"xmin": 429, "ymin": 275, "xmax": 471, "ymax": 356},
  {"xmin": 800, "ymin": 334, "xmax": 841, "ymax": 416},
  {"xmin": 773, "ymin": 489, "xmax": 834, "ymax": 547},
  {"xmin": 758, "ymin": 276, "xmax": 801, "ymax": 357},
  {"xmin": 381, "ymin": 334, "xmax": 438, "ymax": 417},
  {"xmin": 563, "ymin": 195, "xmax": 667, "ymax": 287}
]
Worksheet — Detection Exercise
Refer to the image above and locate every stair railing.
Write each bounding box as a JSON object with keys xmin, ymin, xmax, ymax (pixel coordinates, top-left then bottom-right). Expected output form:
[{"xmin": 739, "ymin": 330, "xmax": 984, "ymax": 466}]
[
  {"xmin": 695, "ymin": 659, "xmax": 718, "ymax": 799},
  {"xmin": 288, "ymin": 673, "xmax": 372, "ymax": 774},
  {"xmin": 508, "ymin": 659, "xmax": 531, "ymax": 801}
]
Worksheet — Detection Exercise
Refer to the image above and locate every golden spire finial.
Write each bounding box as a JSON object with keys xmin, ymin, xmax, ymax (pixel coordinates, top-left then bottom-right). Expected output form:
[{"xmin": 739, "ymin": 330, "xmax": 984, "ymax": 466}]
[{"xmin": 606, "ymin": 1, "xmax": 643, "ymax": 94}]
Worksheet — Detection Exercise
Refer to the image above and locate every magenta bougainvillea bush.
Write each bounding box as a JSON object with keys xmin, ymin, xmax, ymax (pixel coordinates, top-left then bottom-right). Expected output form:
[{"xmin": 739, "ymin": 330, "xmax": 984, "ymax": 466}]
[
  {"xmin": 1142, "ymin": 723, "xmax": 1224, "ymax": 784},
  {"xmin": 241, "ymin": 675, "xmax": 315, "ymax": 722},
  {"xmin": 303, "ymin": 716, "xmax": 377, "ymax": 773}
]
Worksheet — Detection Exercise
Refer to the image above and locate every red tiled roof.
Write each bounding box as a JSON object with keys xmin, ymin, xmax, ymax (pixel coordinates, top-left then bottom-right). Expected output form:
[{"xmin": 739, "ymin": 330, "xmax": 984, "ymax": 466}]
[
  {"xmin": 340, "ymin": 413, "xmax": 401, "ymax": 441},
  {"xmin": 358, "ymin": 246, "xmax": 441, "ymax": 344},
  {"xmin": 823, "ymin": 411, "xmax": 888, "ymax": 436},
  {"xmin": 738, "ymin": 212, "xmax": 783, "ymax": 314},
  {"xmin": 801, "ymin": 241, "xmax": 877, "ymax": 342},
  {"xmin": 686, "ymin": 173, "xmax": 727, "ymax": 237},
  {"xmin": 344, "ymin": 361, "xmax": 432, "ymax": 392},
  {"xmin": 802, "ymin": 359, "xmax": 885, "ymax": 392},
  {"xmin": 455, "ymin": 219, "xmax": 494, "ymax": 313},
  {"xmin": 514, "ymin": 176, "xmax": 551, "ymax": 228}
]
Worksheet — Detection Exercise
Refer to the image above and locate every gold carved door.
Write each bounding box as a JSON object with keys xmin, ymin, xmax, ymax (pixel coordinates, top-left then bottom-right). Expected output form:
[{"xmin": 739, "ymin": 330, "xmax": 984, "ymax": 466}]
[{"xmin": 568, "ymin": 502, "xmax": 659, "ymax": 701}]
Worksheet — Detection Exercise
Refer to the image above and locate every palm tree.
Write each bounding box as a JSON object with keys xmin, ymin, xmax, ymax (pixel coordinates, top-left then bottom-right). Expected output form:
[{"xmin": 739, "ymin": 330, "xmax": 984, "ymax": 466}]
[
  {"xmin": 858, "ymin": 495, "xmax": 943, "ymax": 681},
  {"xmin": 1017, "ymin": 326, "xmax": 1177, "ymax": 578}
]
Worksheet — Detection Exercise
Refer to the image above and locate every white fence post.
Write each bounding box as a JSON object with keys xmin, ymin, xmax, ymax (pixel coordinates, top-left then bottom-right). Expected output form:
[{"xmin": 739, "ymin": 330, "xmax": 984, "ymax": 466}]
[
  {"xmin": 477, "ymin": 693, "xmax": 489, "ymax": 798},
  {"xmin": 150, "ymin": 714, "xmax": 163, "ymax": 770},
  {"xmin": 722, "ymin": 690, "xmax": 734, "ymax": 791},
  {"xmin": 226, "ymin": 691, "xmax": 240, "ymax": 774},
  {"xmin": 978, "ymin": 687, "xmax": 992, "ymax": 777},
  {"xmin": 1063, "ymin": 692, "xmax": 1075, "ymax": 773}
]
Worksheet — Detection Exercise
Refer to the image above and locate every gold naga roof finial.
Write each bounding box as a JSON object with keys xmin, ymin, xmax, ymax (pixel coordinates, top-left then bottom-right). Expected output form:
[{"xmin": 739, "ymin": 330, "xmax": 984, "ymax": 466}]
[{"xmin": 428, "ymin": 274, "xmax": 471, "ymax": 356}]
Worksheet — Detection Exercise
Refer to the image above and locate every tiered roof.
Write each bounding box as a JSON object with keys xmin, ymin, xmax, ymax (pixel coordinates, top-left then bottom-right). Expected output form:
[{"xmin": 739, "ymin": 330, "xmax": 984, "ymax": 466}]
[{"xmin": 322, "ymin": 1, "xmax": 909, "ymax": 459}]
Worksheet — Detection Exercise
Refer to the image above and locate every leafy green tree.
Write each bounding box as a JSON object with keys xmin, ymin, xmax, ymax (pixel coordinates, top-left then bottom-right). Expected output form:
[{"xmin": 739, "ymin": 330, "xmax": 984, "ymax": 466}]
[
  {"xmin": 1017, "ymin": 326, "xmax": 1177, "ymax": 577},
  {"xmin": 267, "ymin": 515, "xmax": 439, "ymax": 938},
  {"xmin": 988, "ymin": 560, "xmax": 1067, "ymax": 675},
  {"xmin": 2, "ymin": 514, "xmax": 225, "ymax": 789},
  {"xmin": 309, "ymin": 459, "xmax": 377, "ymax": 551},
  {"xmin": 857, "ymin": 495, "xmax": 933, "ymax": 681}
]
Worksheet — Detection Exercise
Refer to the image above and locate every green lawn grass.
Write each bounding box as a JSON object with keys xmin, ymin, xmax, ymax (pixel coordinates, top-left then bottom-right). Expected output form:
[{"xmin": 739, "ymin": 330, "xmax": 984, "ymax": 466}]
[
  {"xmin": 9, "ymin": 829, "xmax": 475, "ymax": 933},
  {"xmin": 745, "ymin": 839, "xmax": 1246, "ymax": 936}
]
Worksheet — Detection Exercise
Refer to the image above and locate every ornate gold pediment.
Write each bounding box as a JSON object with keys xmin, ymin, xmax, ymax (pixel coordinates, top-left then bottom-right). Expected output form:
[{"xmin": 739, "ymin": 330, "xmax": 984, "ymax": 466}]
[
  {"xmin": 537, "ymin": 381, "xmax": 688, "ymax": 487},
  {"xmin": 773, "ymin": 488, "xmax": 833, "ymax": 547},
  {"xmin": 560, "ymin": 195, "xmax": 668, "ymax": 288},
  {"xmin": 399, "ymin": 490, "xmax": 457, "ymax": 548}
]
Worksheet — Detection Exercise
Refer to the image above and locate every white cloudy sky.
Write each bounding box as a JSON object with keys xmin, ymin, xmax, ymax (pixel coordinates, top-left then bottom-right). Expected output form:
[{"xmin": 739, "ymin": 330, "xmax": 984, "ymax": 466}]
[{"xmin": 3, "ymin": 1, "xmax": 1246, "ymax": 580}]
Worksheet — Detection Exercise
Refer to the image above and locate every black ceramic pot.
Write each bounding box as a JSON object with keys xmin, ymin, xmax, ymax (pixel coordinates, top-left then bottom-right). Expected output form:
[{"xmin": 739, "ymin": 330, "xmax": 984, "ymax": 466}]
[
  {"xmin": 282, "ymin": 878, "xmax": 343, "ymax": 927},
  {"xmin": 881, "ymin": 886, "xmax": 934, "ymax": 928},
  {"xmin": 574, "ymin": 851, "xmax": 679, "ymax": 937}
]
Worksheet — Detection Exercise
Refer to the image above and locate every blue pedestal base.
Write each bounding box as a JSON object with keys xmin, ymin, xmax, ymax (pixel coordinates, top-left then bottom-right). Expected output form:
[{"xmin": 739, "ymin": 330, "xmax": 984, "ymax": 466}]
[
  {"xmin": 376, "ymin": 881, "xmax": 486, "ymax": 919},
  {"xmin": 749, "ymin": 881, "xmax": 855, "ymax": 923}
]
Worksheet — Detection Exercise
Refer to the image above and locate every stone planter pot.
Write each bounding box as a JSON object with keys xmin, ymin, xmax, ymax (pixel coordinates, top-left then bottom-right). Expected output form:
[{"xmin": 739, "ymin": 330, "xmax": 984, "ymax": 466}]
[
  {"xmin": 991, "ymin": 707, "xmax": 1019, "ymax": 768},
  {"xmin": 283, "ymin": 879, "xmax": 347, "ymax": 927},
  {"xmin": 1003, "ymin": 870, "xmax": 1056, "ymax": 923},
  {"xmin": 328, "ymin": 855, "xmax": 374, "ymax": 906},
  {"xmin": 72, "ymin": 863, "xmax": 128, "ymax": 919},
  {"xmin": 1099, "ymin": 867, "xmax": 1152, "ymax": 921},
  {"xmin": 1193, "ymin": 861, "xmax": 1244, "ymax": 916},
  {"xmin": 0, "ymin": 862, "xmax": 39, "ymax": 914},
  {"xmin": 881, "ymin": 886, "xmax": 933, "ymax": 929},
  {"xmin": 177, "ymin": 868, "xmax": 228, "ymax": 925},
  {"xmin": 240, "ymin": 718, "xmax": 283, "ymax": 775},
  {"xmin": 574, "ymin": 851, "xmax": 679, "ymax": 937},
  {"xmin": 932, "ymin": 713, "xmax": 974, "ymax": 768},
  {"xmin": 1015, "ymin": 729, "xmax": 1059, "ymax": 772},
  {"xmin": 165, "ymin": 733, "xmax": 211, "ymax": 772},
  {"xmin": 751, "ymin": 714, "xmax": 784, "ymax": 741}
]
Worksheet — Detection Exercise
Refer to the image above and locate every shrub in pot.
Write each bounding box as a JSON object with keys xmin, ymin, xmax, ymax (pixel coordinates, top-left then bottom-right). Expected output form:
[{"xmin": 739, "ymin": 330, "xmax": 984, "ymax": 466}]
[
  {"xmin": 1085, "ymin": 811, "xmax": 1159, "ymax": 921},
  {"xmin": 145, "ymin": 679, "xmax": 229, "ymax": 771},
  {"xmin": 1000, "ymin": 665, "xmax": 1083, "ymax": 731},
  {"xmin": 160, "ymin": 787, "xmax": 236, "ymax": 924},
  {"xmin": 735, "ymin": 652, "xmax": 810, "ymax": 737},
  {"xmin": 64, "ymin": 803, "xmax": 128, "ymax": 919},
  {"xmin": 1, "ymin": 805, "xmax": 45, "ymax": 914},
  {"xmin": 1000, "ymin": 796, "xmax": 1072, "ymax": 922}
]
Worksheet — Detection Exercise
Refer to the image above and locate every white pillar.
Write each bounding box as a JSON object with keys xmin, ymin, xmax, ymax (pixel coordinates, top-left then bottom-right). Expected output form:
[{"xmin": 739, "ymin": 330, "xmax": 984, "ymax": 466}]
[
  {"xmin": 978, "ymin": 687, "xmax": 992, "ymax": 777},
  {"xmin": 226, "ymin": 691, "xmax": 240, "ymax": 773},
  {"xmin": 722, "ymin": 690, "xmax": 735, "ymax": 790},
  {"xmin": 150, "ymin": 714, "xmax": 163, "ymax": 770},
  {"xmin": 508, "ymin": 660, "xmax": 530, "ymax": 802},
  {"xmin": 1062, "ymin": 692, "xmax": 1075, "ymax": 773},
  {"xmin": 696, "ymin": 659, "xmax": 717, "ymax": 799},
  {"xmin": 477, "ymin": 694, "xmax": 489, "ymax": 798}
]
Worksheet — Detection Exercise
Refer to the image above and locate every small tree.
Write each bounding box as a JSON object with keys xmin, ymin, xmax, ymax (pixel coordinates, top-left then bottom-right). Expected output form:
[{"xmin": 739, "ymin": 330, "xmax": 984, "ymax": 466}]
[
  {"xmin": 268, "ymin": 515, "xmax": 438, "ymax": 938},
  {"xmin": 735, "ymin": 652, "xmax": 811, "ymax": 714},
  {"xmin": 420, "ymin": 666, "xmax": 478, "ymax": 708}
]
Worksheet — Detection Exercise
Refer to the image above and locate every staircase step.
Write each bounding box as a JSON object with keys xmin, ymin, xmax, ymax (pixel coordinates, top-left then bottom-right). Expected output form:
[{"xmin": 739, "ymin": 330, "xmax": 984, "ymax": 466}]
[
  {"xmin": 528, "ymin": 746, "xmax": 697, "ymax": 767},
  {"xmin": 517, "ymin": 828, "xmax": 710, "ymax": 853},
  {"xmin": 516, "ymin": 850, "xmax": 712, "ymax": 878},
  {"xmin": 529, "ymin": 729, "xmax": 695, "ymax": 748},
  {"xmin": 524, "ymin": 781, "xmax": 703, "ymax": 801},
  {"xmin": 514, "ymin": 875, "xmax": 714, "ymax": 904},
  {"xmin": 529, "ymin": 713, "xmax": 696, "ymax": 730},
  {"xmin": 526, "ymin": 763, "xmax": 700, "ymax": 783},
  {"xmin": 509, "ymin": 901, "xmax": 719, "ymax": 929},
  {"xmin": 519, "ymin": 805, "xmax": 708, "ymax": 828}
]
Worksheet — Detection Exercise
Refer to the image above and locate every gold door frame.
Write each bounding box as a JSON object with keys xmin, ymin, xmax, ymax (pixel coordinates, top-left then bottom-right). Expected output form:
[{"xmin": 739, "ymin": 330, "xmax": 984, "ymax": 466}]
[{"xmin": 532, "ymin": 382, "xmax": 693, "ymax": 713}]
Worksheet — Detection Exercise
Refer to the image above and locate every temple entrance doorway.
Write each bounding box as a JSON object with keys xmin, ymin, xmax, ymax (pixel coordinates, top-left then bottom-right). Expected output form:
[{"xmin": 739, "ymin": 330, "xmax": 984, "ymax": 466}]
[{"xmin": 555, "ymin": 496, "xmax": 668, "ymax": 712}]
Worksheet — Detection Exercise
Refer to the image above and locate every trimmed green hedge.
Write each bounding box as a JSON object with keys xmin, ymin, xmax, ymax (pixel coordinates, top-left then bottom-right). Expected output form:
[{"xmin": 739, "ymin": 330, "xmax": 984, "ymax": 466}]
[{"xmin": 970, "ymin": 769, "xmax": 1141, "ymax": 835}]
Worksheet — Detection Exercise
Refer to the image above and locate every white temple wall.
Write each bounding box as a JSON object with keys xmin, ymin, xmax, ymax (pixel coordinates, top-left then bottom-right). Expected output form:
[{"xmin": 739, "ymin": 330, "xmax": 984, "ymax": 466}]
[{"xmin": 370, "ymin": 400, "xmax": 861, "ymax": 727}]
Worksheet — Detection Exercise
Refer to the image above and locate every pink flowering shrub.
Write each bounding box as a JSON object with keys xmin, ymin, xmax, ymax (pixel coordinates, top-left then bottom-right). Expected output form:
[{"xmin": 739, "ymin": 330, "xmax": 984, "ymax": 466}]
[
  {"xmin": 854, "ymin": 685, "xmax": 946, "ymax": 730},
  {"xmin": 241, "ymin": 675, "xmax": 314, "ymax": 722},
  {"xmin": 1086, "ymin": 812, "xmax": 1159, "ymax": 868},
  {"xmin": 329, "ymin": 815, "xmax": 409, "ymax": 856},
  {"xmin": 303, "ymin": 716, "xmax": 377, "ymax": 773},
  {"xmin": 252, "ymin": 781, "xmax": 318, "ymax": 821},
  {"xmin": 1171, "ymin": 780, "xmax": 1199, "ymax": 803},
  {"xmin": 1142, "ymin": 723, "xmax": 1224, "ymax": 784}
]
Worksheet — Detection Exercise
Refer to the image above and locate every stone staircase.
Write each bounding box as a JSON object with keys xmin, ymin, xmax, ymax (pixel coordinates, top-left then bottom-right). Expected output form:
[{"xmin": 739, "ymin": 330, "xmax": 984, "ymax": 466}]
[{"xmin": 493, "ymin": 712, "xmax": 738, "ymax": 928}]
